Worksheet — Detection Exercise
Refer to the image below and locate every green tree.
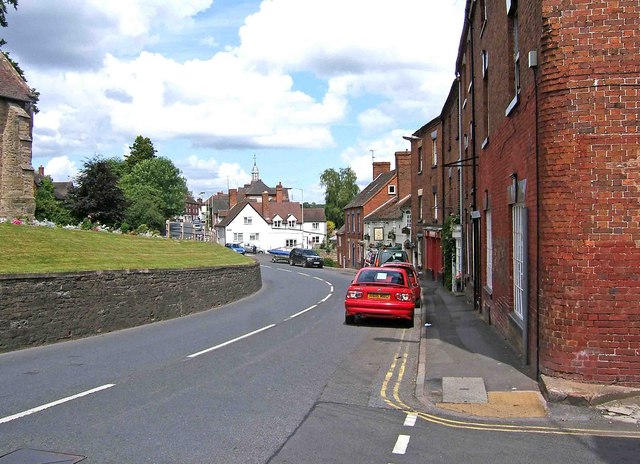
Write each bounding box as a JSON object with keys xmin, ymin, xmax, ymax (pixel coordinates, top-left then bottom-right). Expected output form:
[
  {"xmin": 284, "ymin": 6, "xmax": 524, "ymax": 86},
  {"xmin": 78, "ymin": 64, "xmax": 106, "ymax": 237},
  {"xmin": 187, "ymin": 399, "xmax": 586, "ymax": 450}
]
[
  {"xmin": 319, "ymin": 167, "xmax": 359, "ymax": 228},
  {"xmin": 123, "ymin": 190, "xmax": 165, "ymax": 233},
  {"xmin": 120, "ymin": 157, "xmax": 188, "ymax": 223},
  {"xmin": 34, "ymin": 177, "xmax": 73, "ymax": 225},
  {"xmin": 67, "ymin": 156, "xmax": 127, "ymax": 227},
  {"xmin": 124, "ymin": 135, "xmax": 157, "ymax": 173},
  {"xmin": 326, "ymin": 220, "xmax": 335, "ymax": 237}
]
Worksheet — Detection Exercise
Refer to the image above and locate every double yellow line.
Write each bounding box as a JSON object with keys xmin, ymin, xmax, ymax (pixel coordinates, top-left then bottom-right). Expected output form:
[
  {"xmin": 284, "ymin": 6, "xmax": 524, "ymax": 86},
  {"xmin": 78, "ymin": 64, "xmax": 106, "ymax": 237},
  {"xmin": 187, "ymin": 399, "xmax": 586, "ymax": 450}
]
[{"xmin": 379, "ymin": 333, "xmax": 640, "ymax": 439}]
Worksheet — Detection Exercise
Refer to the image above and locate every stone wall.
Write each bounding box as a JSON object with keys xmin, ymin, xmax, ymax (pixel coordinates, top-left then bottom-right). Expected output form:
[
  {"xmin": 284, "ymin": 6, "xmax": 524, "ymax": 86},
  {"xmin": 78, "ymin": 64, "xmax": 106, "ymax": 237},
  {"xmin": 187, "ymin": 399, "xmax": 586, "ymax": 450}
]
[
  {"xmin": 0, "ymin": 101, "xmax": 35, "ymax": 220},
  {"xmin": 0, "ymin": 262, "xmax": 262, "ymax": 353}
]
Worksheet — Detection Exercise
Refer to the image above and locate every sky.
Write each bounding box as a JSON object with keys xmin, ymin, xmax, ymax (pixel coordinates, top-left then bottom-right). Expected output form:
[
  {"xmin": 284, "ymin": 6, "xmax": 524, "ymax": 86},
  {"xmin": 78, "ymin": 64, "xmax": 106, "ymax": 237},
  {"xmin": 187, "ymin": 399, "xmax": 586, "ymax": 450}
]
[{"xmin": 2, "ymin": 0, "xmax": 466, "ymax": 204}]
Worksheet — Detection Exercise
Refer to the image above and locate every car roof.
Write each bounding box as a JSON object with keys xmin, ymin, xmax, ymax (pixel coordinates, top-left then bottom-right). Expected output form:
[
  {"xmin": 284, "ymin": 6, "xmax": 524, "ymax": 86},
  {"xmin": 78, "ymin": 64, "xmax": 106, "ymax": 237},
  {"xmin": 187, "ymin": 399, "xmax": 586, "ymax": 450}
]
[{"xmin": 354, "ymin": 266, "xmax": 409, "ymax": 282}]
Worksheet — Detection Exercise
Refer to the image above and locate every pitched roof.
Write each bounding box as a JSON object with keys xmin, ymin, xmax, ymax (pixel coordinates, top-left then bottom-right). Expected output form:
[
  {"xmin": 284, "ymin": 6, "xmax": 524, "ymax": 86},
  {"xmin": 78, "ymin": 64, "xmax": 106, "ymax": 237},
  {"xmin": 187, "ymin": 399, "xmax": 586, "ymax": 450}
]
[
  {"xmin": 267, "ymin": 201, "xmax": 301, "ymax": 222},
  {"xmin": 345, "ymin": 170, "xmax": 396, "ymax": 209},
  {"xmin": 303, "ymin": 207, "xmax": 326, "ymax": 222},
  {"xmin": 0, "ymin": 52, "xmax": 32, "ymax": 102},
  {"xmin": 217, "ymin": 201, "xmax": 263, "ymax": 227},
  {"xmin": 239, "ymin": 179, "xmax": 275, "ymax": 196},
  {"xmin": 366, "ymin": 194, "xmax": 411, "ymax": 222}
]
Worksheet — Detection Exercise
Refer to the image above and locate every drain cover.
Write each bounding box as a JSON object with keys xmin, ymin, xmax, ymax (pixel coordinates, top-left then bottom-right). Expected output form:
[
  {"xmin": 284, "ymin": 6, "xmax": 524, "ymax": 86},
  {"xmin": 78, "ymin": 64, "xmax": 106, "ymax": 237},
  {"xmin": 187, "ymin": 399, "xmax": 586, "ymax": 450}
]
[
  {"xmin": 442, "ymin": 376, "xmax": 488, "ymax": 403},
  {"xmin": 0, "ymin": 448, "xmax": 85, "ymax": 463}
]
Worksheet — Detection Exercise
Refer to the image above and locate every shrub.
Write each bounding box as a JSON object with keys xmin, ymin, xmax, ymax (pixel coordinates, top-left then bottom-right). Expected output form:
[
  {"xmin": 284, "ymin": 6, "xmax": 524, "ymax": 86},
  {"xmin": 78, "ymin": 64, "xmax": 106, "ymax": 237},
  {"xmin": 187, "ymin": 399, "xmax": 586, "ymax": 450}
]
[{"xmin": 323, "ymin": 257, "xmax": 336, "ymax": 267}]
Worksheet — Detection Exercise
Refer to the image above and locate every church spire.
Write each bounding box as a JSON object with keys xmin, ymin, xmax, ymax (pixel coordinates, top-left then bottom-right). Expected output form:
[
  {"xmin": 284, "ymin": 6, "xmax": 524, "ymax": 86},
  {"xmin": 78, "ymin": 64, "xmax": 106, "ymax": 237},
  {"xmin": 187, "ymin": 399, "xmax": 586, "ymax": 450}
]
[{"xmin": 251, "ymin": 155, "xmax": 259, "ymax": 182}]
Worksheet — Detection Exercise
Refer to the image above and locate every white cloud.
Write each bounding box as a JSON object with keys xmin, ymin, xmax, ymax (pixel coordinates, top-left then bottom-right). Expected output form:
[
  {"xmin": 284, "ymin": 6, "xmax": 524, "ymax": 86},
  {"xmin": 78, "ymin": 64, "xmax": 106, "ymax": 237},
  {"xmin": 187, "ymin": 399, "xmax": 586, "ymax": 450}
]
[
  {"xmin": 179, "ymin": 155, "xmax": 251, "ymax": 195},
  {"xmin": 42, "ymin": 156, "xmax": 79, "ymax": 182},
  {"xmin": 7, "ymin": 0, "xmax": 466, "ymax": 204},
  {"xmin": 358, "ymin": 108, "xmax": 394, "ymax": 133}
]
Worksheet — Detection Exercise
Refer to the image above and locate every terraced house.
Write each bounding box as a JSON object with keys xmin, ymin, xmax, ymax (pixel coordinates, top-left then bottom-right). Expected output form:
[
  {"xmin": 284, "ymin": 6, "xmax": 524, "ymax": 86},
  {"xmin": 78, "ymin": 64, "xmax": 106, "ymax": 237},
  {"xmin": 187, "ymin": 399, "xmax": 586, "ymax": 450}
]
[{"xmin": 405, "ymin": 0, "xmax": 640, "ymax": 386}]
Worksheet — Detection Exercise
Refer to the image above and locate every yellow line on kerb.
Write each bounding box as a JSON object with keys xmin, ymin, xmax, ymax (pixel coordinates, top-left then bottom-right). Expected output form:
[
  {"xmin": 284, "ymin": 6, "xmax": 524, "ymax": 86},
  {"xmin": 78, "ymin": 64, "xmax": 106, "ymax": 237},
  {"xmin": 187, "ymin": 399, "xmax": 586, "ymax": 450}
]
[{"xmin": 378, "ymin": 333, "xmax": 640, "ymax": 439}]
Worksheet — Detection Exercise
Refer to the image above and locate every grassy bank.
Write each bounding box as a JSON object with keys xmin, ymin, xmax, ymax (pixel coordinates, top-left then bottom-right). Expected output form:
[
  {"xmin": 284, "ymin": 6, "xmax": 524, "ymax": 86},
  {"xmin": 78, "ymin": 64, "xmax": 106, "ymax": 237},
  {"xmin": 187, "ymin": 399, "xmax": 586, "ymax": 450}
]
[{"xmin": 0, "ymin": 223, "xmax": 252, "ymax": 275}]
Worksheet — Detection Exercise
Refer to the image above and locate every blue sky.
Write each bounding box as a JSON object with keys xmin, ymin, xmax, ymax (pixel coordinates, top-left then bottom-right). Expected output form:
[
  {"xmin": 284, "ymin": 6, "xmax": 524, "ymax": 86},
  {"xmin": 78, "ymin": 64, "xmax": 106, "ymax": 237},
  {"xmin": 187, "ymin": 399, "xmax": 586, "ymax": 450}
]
[{"xmin": 3, "ymin": 0, "xmax": 466, "ymax": 204}]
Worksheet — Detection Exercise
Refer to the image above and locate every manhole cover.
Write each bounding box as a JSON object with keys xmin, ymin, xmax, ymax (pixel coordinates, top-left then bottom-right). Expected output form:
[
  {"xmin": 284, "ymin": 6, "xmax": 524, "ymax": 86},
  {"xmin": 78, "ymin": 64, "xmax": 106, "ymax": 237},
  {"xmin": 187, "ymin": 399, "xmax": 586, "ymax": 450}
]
[
  {"xmin": 442, "ymin": 376, "xmax": 488, "ymax": 403},
  {"xmin": 0, "ymin": 448, "xmax": 85, "ymax": 463}
]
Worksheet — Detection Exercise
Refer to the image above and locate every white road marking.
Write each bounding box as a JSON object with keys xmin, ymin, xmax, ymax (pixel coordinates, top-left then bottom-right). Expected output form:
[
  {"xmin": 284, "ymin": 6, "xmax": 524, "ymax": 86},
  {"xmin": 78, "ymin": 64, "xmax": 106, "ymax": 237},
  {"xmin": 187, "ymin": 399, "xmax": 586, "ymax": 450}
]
[
  {"xmin": 286, "ymin": 305, "xmax": 317, "ymax": 320},
  {"xmin": 187, "ymin": 324, "xmax": 276, "ymax": 358},
  {"xmin": 404, "ymin": 413, "xmax": 417, "ymax": 426},
  {"xmin": 0, "ymin": 384, "xmax": 115, "ymax": 425},
  {"xmin": 392, "ymin": 434, "xmax": 411, "ymax": 454}
]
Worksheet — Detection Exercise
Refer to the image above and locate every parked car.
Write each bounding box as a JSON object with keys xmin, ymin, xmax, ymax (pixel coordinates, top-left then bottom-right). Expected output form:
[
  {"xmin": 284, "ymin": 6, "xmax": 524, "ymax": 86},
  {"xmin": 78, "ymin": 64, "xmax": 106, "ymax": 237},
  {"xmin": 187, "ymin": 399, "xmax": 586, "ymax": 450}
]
[
  {"xmin": 381, "ymin": 262, "xmax": 422, "ymax": 307},
  {"xmin": 289, "ymin": 248, "xmax": 324, "ymax": 268},
  {"xmin": 373, "ymin": 248, "xmax": 409, "ymax": 266},
  {"xmin": 344, "ymin": 266, "xmax": 415, "ymax": 327},
  {"xmin": 225, "ymin": 243, "xmax": 246, "ymax": 254},
  {"xmin": 242, "ymin": 243, "xmax": 261, "ymax": 254}
]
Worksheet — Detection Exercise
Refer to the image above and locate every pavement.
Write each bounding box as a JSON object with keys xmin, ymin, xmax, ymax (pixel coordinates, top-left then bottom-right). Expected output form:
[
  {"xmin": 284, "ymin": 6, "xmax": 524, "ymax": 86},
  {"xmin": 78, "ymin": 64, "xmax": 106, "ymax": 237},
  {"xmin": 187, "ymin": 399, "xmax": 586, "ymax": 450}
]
[{"xmin": 414, "ymin": 278, "xmax": 640, "ymax": 424}]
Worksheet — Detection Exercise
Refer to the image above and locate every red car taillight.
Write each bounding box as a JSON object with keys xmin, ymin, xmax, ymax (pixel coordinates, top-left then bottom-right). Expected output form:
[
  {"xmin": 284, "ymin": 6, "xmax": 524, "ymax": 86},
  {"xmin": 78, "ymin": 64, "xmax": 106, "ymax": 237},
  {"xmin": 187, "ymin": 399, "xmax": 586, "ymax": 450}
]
[
  {"xmin": 395, "ymin": 292, "xmax": 412, "ymax": 302},
  {"xmin": 347, "ymin": 290, "xmax": 363, "ymax": 299}
]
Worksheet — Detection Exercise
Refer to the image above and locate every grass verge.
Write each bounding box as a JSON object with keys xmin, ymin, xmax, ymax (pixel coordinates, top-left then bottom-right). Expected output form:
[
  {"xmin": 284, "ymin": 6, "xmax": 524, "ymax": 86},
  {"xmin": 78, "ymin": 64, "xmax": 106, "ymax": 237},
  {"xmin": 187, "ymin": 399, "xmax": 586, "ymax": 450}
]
[{"xmin": 0, "ymin": 223, "xmax": 253, "ymax": 275}]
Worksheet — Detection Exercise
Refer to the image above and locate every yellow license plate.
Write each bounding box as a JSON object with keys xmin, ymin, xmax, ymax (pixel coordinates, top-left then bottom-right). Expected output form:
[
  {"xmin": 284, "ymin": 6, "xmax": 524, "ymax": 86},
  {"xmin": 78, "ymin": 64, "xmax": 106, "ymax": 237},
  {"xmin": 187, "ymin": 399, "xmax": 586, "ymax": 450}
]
[{"xmin": 368, "ymin": 293, "xmax": 390, "ymax": 300}]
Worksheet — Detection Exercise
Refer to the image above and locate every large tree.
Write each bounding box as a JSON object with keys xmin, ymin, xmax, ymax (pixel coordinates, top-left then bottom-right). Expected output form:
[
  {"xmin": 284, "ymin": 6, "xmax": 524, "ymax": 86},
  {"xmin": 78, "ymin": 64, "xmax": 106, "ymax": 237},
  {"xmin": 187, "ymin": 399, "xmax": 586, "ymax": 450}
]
[
  {"xmin": 319, "ymin": 167, "xmax": 359, "ymax": 229},
  {"xmin": 34, "ymin": 177, "xmax": 73, "ymax": 225},
  {"xmin": 67, "ymin": 156, "xmax": 127, "ymax": 226},
  {"xmin": 120, "ymin": 157, "xmax": 188, "ymax": 224},
  {"xmin": 124, "ymin": 135, "xmax": 157, "ymax": 173}
]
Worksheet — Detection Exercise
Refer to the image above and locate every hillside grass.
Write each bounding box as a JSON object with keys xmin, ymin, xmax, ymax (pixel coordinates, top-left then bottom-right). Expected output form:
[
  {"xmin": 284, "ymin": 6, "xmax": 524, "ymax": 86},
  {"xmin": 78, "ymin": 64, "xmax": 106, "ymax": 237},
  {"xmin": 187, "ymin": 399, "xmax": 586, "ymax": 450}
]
[{"xmin": 0, "ymin": 223, "xmax": 253, "ymax": 275}]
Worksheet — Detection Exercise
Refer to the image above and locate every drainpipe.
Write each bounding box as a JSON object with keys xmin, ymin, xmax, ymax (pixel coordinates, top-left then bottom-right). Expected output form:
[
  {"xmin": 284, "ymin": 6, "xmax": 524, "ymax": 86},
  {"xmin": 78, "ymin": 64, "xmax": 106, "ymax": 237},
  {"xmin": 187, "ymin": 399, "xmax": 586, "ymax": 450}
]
[
  {"xmin": 467, "ymin": 14, "xmax": 480, "ymax": 311},
  {"xmin": 457, "ymin": 73, "xmax": 464, "ymax": 290},
  {"xmin": 532, "ymin": 53, "xmax": 540, "ymax": 376}
]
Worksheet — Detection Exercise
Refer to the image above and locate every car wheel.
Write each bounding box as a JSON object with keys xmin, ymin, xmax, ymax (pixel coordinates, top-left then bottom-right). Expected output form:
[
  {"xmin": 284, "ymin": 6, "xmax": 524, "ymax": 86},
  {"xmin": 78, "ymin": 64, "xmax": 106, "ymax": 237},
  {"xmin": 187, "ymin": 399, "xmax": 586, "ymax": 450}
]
[
  {"xmin": 406, "ymin": 315, "xmax": 414, "ymax": 328},
  {"xmin": 345, "ymin": 314, "xmax": 355, "ymax": 325},
  {"xmin": 289, "ymin": 258, "xmax": 294, "ymax": 266}
]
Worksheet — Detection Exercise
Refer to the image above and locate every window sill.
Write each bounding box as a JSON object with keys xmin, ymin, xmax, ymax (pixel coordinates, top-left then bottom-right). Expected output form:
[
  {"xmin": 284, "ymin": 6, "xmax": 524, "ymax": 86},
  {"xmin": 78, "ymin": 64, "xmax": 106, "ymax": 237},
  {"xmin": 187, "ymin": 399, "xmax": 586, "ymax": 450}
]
[
  {"xmin": 481, "ymin": 137, "xmax": 489, "ymax": 149},
  {"xmin": 505, "ymin": 94, "xmax": 519, "ymax": 117}
]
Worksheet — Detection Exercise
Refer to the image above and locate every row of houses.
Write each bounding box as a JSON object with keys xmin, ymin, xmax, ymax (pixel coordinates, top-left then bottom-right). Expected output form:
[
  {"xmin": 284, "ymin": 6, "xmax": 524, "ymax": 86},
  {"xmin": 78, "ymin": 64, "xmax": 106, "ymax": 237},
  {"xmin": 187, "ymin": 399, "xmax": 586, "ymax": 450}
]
[
  {"xmin": 338, "ymin": 0, "xmax": 640, "ymax": 387},
  {"xmin": 191, "ymin": 159, "xmax": 327, "ymax": 251}
]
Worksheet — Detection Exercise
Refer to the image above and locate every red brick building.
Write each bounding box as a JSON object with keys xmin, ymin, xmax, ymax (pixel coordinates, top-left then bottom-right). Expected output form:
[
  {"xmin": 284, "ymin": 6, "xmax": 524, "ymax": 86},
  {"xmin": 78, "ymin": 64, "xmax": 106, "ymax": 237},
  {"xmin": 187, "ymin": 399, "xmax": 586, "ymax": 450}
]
[
  {"xmin": 337, "ymin": 162, "xmax": 396, "ymax": 269},
  {"xmin": 406, "ymin": 0, "xmax": 640, "ymax": 386}
]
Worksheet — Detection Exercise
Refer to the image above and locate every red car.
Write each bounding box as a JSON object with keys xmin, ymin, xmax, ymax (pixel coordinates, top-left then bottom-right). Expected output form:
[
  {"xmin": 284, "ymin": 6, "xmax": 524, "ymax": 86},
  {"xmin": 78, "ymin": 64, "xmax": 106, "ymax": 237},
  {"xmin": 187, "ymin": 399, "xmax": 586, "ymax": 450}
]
[
  {"xmin": 344, "ymin": 267, "xmax": 415, "ymax": 327},
  {"xmin": 381, "ymin": 262, "xmax": 422, "ymax": 307}
]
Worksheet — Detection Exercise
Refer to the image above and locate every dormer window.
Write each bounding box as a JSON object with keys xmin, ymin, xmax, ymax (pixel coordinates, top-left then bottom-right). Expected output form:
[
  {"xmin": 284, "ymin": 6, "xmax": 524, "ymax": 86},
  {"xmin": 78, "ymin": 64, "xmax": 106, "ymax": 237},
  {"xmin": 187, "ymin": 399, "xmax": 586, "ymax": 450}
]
[
  {"xmin": 388, "ymin": 185, "xmax": 396, "ymax": 195},
  {"xmin": 288, "ymin": 218, "xmax": 296, "ymax": 228},
  {"xmin": 273, "ymin": 220, "xmax": 282, "ymax": 228}
]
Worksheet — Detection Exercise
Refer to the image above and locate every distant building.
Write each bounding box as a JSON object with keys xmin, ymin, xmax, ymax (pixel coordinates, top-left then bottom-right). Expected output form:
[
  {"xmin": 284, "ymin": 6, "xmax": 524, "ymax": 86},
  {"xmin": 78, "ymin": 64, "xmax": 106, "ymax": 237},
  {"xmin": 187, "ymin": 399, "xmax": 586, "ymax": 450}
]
[{"xmin": 213, "ymin": 158, "xmax": 326, "ymax": 250}]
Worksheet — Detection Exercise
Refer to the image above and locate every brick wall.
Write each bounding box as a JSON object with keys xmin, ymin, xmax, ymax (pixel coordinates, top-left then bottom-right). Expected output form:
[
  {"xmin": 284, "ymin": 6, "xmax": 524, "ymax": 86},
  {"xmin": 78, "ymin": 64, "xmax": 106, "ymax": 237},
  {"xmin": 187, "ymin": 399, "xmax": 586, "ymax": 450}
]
[
  {"xmin": 0, "ymin": 263, "xmax": 262, "ymax": 353},
  {"xmin": 537, "ymin": 0, "xmax": 640, "ymax": 384}
]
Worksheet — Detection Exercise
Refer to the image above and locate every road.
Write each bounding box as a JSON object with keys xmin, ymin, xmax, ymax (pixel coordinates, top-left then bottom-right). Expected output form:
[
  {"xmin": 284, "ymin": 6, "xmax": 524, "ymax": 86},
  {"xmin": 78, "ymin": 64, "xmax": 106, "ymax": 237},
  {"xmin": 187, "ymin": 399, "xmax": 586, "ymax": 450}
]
[{"xmin": 1, "ymin": 255, "xmax": 639, "ymax": 463}]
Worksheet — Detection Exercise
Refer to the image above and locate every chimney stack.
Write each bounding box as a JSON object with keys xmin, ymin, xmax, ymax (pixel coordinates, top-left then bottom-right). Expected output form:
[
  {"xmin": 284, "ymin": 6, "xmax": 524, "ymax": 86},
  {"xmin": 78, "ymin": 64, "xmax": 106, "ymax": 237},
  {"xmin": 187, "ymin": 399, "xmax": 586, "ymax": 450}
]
[
  {"xmin": 373, "ymin": 161, "xmax": 391, "ymax": 181},
  {"xmin": 229, "ymin": 188, "xmax": 238, "ymax": 208},
  {"xmin": 276, "ymin": 182, "xmax": 284, "ymax": 203},
  {"xmin": 261, "ymin": 191, "xmax": 270, "ymax": 219},
  {"xmin": 38, "ymin": 165, "xmax": 45, "ymax": 176},
  {"xmin": 394, "ymin": 151, "xmax": 412, "ymax": 199}
]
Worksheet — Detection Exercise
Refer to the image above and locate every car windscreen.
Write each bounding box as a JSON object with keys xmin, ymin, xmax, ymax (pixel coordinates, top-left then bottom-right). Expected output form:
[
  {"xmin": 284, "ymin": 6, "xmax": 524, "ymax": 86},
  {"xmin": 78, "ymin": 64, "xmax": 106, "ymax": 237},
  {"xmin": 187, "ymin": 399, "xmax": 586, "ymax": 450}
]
[
  {"xmin": 356, "ymin": 269, "xmax": 405, "ymax": 285},
  {"xmin": 301, "ymin": 250, "xmax": 319, "ymax": 256},
  {"xmin": 378, "ymin": 250, "xmax": 408, "ymax": 264}
]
